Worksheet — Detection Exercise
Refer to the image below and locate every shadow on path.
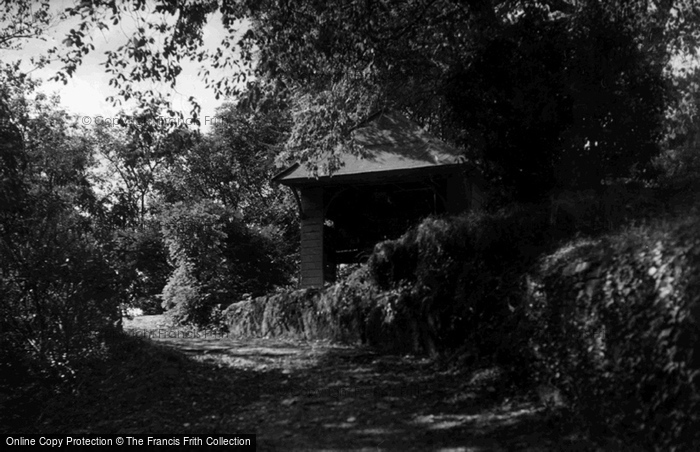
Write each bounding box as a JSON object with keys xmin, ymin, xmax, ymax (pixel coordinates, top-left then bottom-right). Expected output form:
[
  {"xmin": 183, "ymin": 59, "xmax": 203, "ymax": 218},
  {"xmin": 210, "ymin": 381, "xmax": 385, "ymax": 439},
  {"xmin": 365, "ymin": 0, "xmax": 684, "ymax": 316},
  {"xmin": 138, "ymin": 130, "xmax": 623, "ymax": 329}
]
[{"xmin": 26, "ymin": 315, "xmax": 596, "ymax": 451}]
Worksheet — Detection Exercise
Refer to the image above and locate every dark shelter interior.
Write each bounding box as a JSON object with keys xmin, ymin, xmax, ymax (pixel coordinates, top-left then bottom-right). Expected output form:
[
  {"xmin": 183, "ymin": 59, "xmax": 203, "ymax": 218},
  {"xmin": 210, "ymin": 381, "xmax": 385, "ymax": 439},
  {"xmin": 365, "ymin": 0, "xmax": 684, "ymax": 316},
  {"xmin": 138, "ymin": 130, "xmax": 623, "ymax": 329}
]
[{"xmin": 273, "ymin": 111, "xmax": 484, "ymax": 287}]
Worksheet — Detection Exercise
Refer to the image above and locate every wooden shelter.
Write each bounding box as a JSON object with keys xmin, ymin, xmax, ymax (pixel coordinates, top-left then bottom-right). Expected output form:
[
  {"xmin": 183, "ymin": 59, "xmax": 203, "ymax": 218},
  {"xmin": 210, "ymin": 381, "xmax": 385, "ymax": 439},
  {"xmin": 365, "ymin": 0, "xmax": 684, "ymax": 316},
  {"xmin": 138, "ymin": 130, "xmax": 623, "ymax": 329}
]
[{"xmin": 272, "ymin": 111, "xmax": 485, "ymax": 288}]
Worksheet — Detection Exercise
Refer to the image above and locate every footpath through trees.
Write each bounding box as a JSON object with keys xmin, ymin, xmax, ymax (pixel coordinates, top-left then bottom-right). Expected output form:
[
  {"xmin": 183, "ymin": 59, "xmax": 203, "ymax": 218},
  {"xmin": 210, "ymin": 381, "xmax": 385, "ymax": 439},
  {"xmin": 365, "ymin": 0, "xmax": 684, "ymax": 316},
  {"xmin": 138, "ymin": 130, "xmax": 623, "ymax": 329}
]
[{"xmin": 23, "ymin": 315, "xmax": 602, "ymax": 451}]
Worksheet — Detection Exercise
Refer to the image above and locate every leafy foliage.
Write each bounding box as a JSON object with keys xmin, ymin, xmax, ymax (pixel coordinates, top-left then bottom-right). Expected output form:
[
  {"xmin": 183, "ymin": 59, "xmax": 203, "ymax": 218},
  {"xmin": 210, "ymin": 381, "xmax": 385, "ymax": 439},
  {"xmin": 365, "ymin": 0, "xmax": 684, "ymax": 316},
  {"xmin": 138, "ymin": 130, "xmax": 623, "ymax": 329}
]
[
  {"xmin": 0, "ymin": 208, "xmax": 120, "ymax": 385},
  {"xmin": 0, "ymin": 76, "xmax": 121, "ymax": 391},
  {"xmin": 224, "ymin": 201, "xmax": 700, "ymax": 449},
  {"xmin": 0, "ymin": 78, "xmax": 27, "ymax": 222},
  {"xmin": 364, "ymin": 207, "xmax": 550, "ymax": 356},
  {"xmin": 162, "ymin": 102, "xmax": 297, "ymax": 229},
  {"xmin": 224, "ymin": 270, "xmax": 379, "ymax": 344},
  {"xmin": 108, "ymin": 221, "xmax": 171, "ymax": 314},
  {"xmin": 528, "ymin": 216, "xmax": 700, "ymax": 450},
  {"xmin": 445, "ymin": 6, "xmax": 666, "ymax": 198},
  {"xmin": 159, "ymin": 200, "xmax": 293, "ymax": 326},
  {"xmin": 39, "ymin": 0, "xmax": 700, "ymax": 200},
  {"xmin": 226, "ymin": 207, "xmax": 551, "ymax": 360},
  {"xmin": 655, "ymin": 65, "xmax": 700, "ymax": 190},
  {"xmin": 89, "ymin": 111, "xmax": 195, "ymax": 226},
  {"xmin": 0, "ymin": 0, "xmax": 52, "ymax": 51},
  {"xmin": 151, "ymin": 102, "xmax": 298, "ymax": 325},
  {"xmin": 3, "ymin": 4, "xmax": 700, "ymax": 448}
]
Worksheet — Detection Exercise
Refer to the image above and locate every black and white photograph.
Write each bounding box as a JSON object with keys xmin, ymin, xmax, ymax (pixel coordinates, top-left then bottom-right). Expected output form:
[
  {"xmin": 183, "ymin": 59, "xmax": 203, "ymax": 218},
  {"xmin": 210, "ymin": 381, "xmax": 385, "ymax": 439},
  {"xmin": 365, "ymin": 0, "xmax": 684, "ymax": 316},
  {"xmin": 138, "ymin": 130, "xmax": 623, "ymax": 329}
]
[{"xmin": 1, "ymin": 1, "xmax": 699, "ymax": 450}]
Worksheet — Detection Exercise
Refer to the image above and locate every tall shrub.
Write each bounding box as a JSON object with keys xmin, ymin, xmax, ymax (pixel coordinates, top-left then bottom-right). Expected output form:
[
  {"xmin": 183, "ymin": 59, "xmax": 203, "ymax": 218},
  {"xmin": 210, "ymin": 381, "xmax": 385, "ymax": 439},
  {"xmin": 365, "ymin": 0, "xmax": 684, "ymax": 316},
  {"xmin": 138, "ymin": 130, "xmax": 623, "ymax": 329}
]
[
  {"xmin": 0, "ymin": 206, "xmax": 120, "ymax": 386},
  {"xmin": 364, "ymin": 206, "xmax": 550, "ymax": 356},
  {"xmin": 160, "ymin": 200, "xmax": 292, "ymax": 326},
  {"xmin": 107, "ymin": 221, "xmax": 171, "ymax": 314},
  {"xmin": 529, "ymin": 215, "xmax": 700, "ymax": 450}
]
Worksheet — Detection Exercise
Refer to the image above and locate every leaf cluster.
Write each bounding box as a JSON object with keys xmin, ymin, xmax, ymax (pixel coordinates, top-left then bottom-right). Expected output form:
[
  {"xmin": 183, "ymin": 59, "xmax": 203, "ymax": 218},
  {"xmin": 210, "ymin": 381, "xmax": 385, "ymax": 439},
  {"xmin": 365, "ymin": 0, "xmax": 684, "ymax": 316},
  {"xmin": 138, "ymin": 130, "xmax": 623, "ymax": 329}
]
[
  {"xmin": 528, "ymin": 216, "xmax": 700, "ymax": 449},
  {"xmin": 159, "ymin": 200, "xmax": 294, "ymax": 327}
]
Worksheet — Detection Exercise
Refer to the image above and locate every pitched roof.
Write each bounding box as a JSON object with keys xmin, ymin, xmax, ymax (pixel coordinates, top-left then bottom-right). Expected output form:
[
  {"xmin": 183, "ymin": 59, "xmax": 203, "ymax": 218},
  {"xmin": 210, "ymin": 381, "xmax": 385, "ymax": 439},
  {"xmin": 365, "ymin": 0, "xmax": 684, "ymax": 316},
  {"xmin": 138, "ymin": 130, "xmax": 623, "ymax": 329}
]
[{"xmin": 272, "ymin": 111, "xmax": 472, "ymax": 186}]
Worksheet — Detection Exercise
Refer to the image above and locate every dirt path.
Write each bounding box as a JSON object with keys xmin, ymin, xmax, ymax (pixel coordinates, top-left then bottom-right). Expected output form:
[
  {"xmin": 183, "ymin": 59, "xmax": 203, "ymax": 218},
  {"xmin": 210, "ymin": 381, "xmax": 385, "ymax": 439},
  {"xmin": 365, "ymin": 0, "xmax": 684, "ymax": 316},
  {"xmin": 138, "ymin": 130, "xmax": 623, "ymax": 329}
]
[{"xmin": 35, "ymin": 315, "xmax": 596, "ymax": 451}]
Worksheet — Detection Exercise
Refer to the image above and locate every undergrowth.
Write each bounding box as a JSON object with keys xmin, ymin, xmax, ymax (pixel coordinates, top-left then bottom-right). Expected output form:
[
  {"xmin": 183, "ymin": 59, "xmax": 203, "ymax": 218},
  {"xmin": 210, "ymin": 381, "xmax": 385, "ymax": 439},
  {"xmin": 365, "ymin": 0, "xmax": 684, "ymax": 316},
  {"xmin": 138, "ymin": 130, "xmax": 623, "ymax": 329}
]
[{"xmin": 224, "ymin": 200, "xmax": 700, "ymax": 450}]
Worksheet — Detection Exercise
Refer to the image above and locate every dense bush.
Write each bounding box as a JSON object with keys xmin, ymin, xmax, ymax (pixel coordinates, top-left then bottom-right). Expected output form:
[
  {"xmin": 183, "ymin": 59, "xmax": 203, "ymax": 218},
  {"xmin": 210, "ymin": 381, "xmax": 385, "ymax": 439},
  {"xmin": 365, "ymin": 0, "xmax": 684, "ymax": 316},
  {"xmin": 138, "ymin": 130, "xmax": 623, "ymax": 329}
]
[
  {"xmin": 160, "ymin": 200, "xmax": 294, "ymax": 326},
  {"xmin": 364, "ymin": 205, "xmax": 550, "ymax": 357},
  {"xmin": 225, "ymin": 288, "xmax": 328, "ymax": 339},
  {"xmin": 222, "ymin": 199, "xmax": 699, "ymax": 449},
  {"xmin": 528, "ymin": 214, "xmax": 700, "ymax": 450},
  {"xmin": 0, "ymin": 206, "xmax": 121, "ymax": 389},
  {"xmin": 1, "ymin": 79, "xmax": 122, "ymax": 403},
  {"xmin": 226, "ymin": 206, "xmax": 551, "ymax": 359},
  {"xmin": 224, "ymin": 268, "xmax": 378, "ymax": 342},
  {"xmin": 108, "ymin": 221, "xmax": 171, "ymax": 314}
]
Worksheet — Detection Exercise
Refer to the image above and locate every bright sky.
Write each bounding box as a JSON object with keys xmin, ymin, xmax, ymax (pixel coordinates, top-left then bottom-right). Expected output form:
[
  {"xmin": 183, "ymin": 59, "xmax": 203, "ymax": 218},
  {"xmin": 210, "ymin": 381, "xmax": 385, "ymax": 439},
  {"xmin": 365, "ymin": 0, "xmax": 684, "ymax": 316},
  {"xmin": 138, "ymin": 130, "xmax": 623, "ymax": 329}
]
[{"xmin": 2, "ymin": 2, "xmax": 244, "ymax": 132}]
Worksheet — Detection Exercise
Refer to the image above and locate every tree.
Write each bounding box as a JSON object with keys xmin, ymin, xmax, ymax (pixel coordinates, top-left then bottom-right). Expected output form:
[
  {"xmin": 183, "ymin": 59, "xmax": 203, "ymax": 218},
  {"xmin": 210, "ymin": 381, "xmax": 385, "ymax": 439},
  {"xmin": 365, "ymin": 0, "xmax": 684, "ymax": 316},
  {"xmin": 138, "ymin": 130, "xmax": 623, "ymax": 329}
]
[
  {"xmin": 90, "ymin": 110, "xmax": 195, "ymax": 227},
  {"xmin": 157, "ymin": 100, "xmax": 299, "ymax": 257},
  {"xmin": 46, "ymin": 0, "xmax": 700, "ymax": 200},
  {"xmin": 0, "ymin": 73, "xmax": 28, "ymax": 224},
  {"xmin": 167, "ymin": 102, "xmax": 295, "ymax": 222},
  {"xmin": 0, "ymin": 0, "xmax": 52, "ymax": 51},
  {"xmin": 156, "ymin": 102, "xmax": 299, "ymax": 323},
  {"xmin": 85, "ymin": 112, "xmax": 195, "ymax": 313},
  {"xmin": 0, "ymin": 71, "xmax": 121, "ymax": 387},
  {"xmin": 656, "ymin": 65, "xmax": 700, "ymax": 187},
  {"xmin": 159, "ymin": 199, "xmax": 295, "ymax": 326},
  {"xmin": 0, "ymin": 64, "xmax": 101, "ymax": 218},
  {"xmin": 444, "ymin": 5, "xmax": 667, "ymax": 199}
]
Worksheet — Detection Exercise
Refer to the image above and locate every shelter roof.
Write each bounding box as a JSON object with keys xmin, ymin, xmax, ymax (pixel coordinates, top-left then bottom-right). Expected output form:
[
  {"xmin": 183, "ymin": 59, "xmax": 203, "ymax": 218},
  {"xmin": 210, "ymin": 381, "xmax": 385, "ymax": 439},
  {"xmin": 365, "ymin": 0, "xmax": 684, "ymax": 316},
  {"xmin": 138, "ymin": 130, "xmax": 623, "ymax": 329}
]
[{"xmin": 272, "ymin": 111, "xmax": 476, "ymax": 186}]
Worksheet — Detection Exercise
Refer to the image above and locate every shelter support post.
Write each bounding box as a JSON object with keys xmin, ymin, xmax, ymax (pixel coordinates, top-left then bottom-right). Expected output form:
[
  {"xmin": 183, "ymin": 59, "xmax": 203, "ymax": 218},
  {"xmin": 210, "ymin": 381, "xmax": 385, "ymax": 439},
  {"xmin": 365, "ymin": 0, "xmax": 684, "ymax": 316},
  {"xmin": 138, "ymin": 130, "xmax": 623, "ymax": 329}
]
[{"xmin": 299, "ymin": 187, "xmax": 325, "ymax": 288}]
